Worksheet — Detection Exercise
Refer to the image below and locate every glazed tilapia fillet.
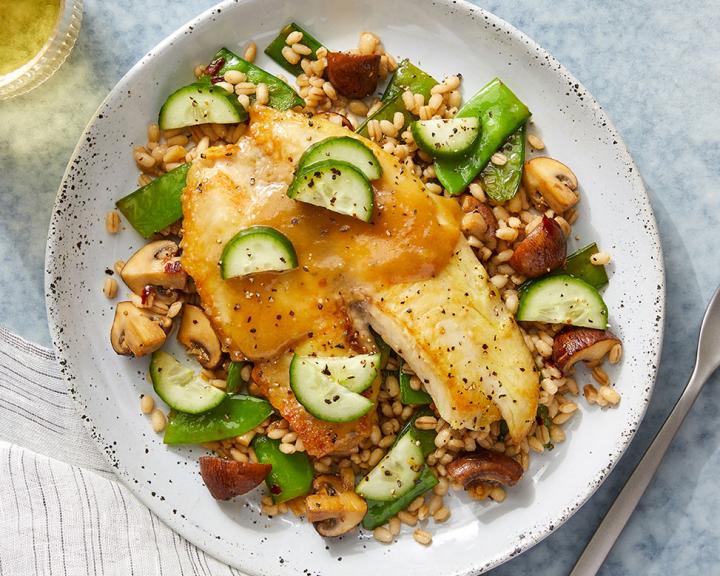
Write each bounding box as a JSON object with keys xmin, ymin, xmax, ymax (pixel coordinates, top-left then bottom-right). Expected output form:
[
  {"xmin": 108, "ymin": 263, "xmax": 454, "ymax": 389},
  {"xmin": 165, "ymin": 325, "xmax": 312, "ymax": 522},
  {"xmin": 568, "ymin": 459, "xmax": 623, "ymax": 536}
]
[{"xmin": 182, "ymin": 106, "xmax": 538, "ymax": 454}]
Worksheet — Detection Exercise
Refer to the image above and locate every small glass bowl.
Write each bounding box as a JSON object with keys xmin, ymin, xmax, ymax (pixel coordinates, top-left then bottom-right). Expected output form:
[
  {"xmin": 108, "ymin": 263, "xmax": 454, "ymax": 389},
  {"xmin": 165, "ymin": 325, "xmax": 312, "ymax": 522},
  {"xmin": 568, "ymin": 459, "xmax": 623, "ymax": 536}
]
[{"xmin": 0, "ymin": 0, "xmax": 83, "ymax": 100}]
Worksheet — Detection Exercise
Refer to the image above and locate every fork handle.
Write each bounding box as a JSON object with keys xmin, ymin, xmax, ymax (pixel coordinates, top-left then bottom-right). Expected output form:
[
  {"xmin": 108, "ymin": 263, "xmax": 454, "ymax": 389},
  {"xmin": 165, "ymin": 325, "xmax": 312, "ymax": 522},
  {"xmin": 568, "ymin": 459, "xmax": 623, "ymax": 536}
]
[{"xmin": 570, "ymin": 363, "xmax": 713, "ymax": 576}]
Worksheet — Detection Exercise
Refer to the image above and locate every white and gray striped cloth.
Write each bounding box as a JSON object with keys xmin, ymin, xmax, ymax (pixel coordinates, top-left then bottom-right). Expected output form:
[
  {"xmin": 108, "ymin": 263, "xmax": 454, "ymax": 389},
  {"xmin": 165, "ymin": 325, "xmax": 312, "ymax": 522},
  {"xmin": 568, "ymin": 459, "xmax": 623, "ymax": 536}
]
[{"xmin": 0, "ymin": 327, "xmax": 245, "ymax": 575}]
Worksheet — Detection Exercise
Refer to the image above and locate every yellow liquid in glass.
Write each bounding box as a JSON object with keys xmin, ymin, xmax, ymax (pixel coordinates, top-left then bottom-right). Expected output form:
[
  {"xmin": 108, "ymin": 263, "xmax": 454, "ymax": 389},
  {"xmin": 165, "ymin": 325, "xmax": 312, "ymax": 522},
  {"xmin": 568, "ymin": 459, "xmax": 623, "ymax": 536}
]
[{"xmin": 0, "ymin": 0, "xmax": 63, "ymax": 75}]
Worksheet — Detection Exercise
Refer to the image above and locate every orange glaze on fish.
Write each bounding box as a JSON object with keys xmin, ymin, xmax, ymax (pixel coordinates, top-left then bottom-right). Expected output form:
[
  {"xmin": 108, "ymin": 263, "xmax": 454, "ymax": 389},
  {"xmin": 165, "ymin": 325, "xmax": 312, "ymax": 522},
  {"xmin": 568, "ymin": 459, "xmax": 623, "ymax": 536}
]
[
  {"xmin": 181, "ymin": 106, "xmax": 461, "ymax": 361},
  {"xmin": 181, "ymin": 107, "xmax": 461, "ymax": 456}
]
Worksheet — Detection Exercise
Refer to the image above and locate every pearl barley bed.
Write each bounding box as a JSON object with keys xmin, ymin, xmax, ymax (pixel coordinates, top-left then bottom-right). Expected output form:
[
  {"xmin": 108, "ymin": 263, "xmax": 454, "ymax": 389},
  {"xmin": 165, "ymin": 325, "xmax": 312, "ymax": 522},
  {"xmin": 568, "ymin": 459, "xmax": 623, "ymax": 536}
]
[{"xmin": 104, "ymin": 25, "xmax": 623, "ymax": 546}]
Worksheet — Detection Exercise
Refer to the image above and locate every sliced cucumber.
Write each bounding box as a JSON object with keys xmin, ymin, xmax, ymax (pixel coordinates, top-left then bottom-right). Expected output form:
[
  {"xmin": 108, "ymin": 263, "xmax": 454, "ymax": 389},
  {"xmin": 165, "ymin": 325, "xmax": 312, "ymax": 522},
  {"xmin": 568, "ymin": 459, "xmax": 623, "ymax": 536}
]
[
  {"xmin": 219, "ymin": 226, "xmax": 298, "ymax": 279},
  {"xmin": 288, "ymin": 354, "xmax": 374, "ymax": 422},
  {"xmin": 158, "ymin": 82, "xmax": 248, "ymax": 130},
  {"xmin": 292, "ymin": 353, "xmax": 380, "ymax": 394},
  {"xmin": 411, "ymin": 118, "xmax": 480, "ymax": 159},
  {"xmin": 297, "ymin": 137, "xmax": 382, "ymax": 180},
  {"xmin": 287, "ymin": 160, "xmax": 374, "ymax": 222},
  {"xmin": 516, "ymin": 274, "xmax": 609, "ymax": 329},
  {"xmin": 150, "ymin": 351, "xmax": 227, "ymax": 414},
  {"xmin": 356, "ymin": 432, "xmax": 425, "ymax": 501}
]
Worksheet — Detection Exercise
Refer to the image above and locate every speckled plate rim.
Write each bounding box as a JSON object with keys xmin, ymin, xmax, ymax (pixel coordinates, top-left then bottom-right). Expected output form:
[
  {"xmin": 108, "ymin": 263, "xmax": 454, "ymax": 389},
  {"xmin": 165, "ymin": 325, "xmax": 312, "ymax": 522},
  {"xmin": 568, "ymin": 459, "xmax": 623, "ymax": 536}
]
[{"xmin": 45, "ymin": 0, "xmax": 665, "ymax": 574}]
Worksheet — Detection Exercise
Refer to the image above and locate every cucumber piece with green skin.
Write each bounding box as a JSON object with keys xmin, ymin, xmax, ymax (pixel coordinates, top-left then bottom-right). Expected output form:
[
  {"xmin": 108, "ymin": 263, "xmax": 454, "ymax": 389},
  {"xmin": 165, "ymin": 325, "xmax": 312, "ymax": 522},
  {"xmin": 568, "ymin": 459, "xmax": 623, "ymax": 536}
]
[
  {"xmin": 116, "ymin": 163, "xmax": 189, "ymax": 239},
  {"xmin": 287, "ymin": 160, "xmax": 374, "ymax": 222},
  {"xmin": 355, "ymin": 431, "xmax": 425, "ymax": 501},
  {"xmin": 362, "ymin": 466, "xmax": 437, "ymax": 530},
  {"xmin": 516, "ymin": 274, "xmax": 608, "ymax": 329},
  {"xmin": 203, "ymin": 47, "xmax": 303, "ymax": 110},
  {"xmin": 220, "ymin": 226, "xmax": 298, "ymax": 278},
  {"xmin": 289, "ymin": 355, "xmax": 375, "ymax": 422},
  {"xmin": 150, "ymin": 351, "xmax": 227, "ymax": 414},
  {"xmin": 411, "ymin": 118, "xmax": 480, "ymax": 159},
  {"xmin": 158, "ymin": 82, "xmax": 248, "ymax": 130},
  {"xmin": 435, "ymin": 78, "xmax": 531, "ymax": 196},
  {"xmin": 264, "ymin": 23, "xmax": 325, "ymax": 77},
  {"xmin": 292, "ymin": 353, "xmax": 381, "ymax": 394},
  {"xmin": 563, "ymin": 243, "xmax": 609, "ymax": 288},
  {"xmin": 297, "ymin": 137, "xmax": 382, "ymax": 180},
  {"xmin": 480, "ymin": 123, "xmax": 526, "ymax": 202}
]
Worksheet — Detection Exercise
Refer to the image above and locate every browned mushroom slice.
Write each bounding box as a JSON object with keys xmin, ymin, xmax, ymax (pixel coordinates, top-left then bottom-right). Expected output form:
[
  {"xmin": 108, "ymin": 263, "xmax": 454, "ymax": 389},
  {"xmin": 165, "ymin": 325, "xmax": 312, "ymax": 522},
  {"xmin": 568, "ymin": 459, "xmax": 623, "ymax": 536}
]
[
  {"xmin": 509, "ymin": 216, "xmax": 566, "ymax": 278},
  {"xmin": 326, "ymin": 52, "xmax": 381, "ymax": 99},
  {"xmin": 523, "ymin": 157, "xmax": 579, "ymax": 213},
  {"xmin": 552, "ymin": 327, "xmax": 621, "ymax": 372},
  {"xmin": 199, "ymin": 456, "xmax": 271, "ymax": 500},
  {"xmin": 110, "ymin": 301, "xmax": 170, "ymax": 357},
  {"xmin": 177, "ymin": 304, "xmax": 222, "ymax": 369},
  {"xmin": 446, "ymin": 448, "xmax": 523, "ymax": 490},
  {"xmin": 120, "ymin": 239, "xmax": 188, "ymax": 295},
  {"xmin": 305, "ymin": 474, "xmax": 367, "ymax": 537}
]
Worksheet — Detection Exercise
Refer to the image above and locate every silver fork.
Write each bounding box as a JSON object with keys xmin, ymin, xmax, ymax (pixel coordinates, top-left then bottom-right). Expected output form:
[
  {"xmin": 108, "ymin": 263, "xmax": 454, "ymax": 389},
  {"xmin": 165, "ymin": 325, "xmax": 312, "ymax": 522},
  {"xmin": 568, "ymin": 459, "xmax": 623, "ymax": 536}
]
[{"xmin": 570, "ymin": 286, "xmax": 720, "ymax": 575}]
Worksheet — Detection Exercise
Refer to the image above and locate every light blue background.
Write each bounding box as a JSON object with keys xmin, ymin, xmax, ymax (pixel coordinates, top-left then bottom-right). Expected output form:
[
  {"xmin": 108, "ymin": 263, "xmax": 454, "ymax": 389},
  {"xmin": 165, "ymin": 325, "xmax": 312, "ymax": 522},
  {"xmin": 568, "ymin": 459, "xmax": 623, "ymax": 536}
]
[{"xmin": 1, "ymin": 1, "xmax": 718, "ymax": 574}]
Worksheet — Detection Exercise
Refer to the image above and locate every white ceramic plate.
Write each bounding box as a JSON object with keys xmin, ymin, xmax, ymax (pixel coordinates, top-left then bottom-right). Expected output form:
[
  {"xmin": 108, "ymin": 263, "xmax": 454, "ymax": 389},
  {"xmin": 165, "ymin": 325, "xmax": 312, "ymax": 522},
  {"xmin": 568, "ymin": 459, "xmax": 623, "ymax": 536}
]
[{"xmin": 45, "ymin": 1, "xmax": 665, "ymax": 574}]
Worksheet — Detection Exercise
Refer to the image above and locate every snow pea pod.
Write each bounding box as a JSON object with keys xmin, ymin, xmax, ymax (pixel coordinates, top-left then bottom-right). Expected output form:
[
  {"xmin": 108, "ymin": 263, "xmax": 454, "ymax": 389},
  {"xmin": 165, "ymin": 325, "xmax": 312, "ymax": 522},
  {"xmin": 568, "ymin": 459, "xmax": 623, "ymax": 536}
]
[
  {"xmin": 357, "ymin": 60, "xmax": 437, "ymax": 137},
  {"xmin": 225, "ymin": 361, "xmax": 250, "ymax": 394},
  {"xmin": 163, "ymin": 395, "xmax": 273, "ymax": 445},
  {"xmin": 435, "ymin": 78, "xmax": 530, "ymax": 195},
  {"xmin": 563, "ymin": 243, "xmax": 609, "ymax": 288},
  {"xmin": 264, "ymin": 23, "xmax": 325, "ymax": 77},
  {"xmin": 116, "ymin": 163, "xmax": 189, "ymax": 238},
  {"xmin": 204, "ymin": 47, "xmax": 303, "ymax": 110},
  {"xmin": 398, "ymin": 361, "xmax": 431, "ymax": 406},
  {"xmin": 479, "ymin": 123, "xmax": 526, "ymax": 202},
  {"xmin": 252, "ymin": 435, "xmax": 313, "ymax": 503}
]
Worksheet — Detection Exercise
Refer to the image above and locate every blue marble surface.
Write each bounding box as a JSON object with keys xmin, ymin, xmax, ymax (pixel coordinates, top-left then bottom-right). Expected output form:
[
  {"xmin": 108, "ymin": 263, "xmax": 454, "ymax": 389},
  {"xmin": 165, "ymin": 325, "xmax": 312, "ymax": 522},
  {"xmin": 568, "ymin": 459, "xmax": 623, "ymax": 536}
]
[{"xmin": 1, "ymin": 1, "xmax": 718, "ymax": 574}]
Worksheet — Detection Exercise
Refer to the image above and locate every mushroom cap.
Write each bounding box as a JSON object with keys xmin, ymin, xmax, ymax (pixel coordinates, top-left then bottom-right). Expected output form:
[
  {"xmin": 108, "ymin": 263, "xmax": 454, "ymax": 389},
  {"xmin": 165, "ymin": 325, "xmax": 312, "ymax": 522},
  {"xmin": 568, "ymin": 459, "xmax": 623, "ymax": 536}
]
[
  {"xmin": 446, "ymin": 448, "xmax": 524, "ymax": 489},
  {"xmin": 120, "ymin": 239, "xmax": 187, "ymax": 295},
  {"xmin": 305, "ymin": 474, "xmax": 367, "ymax": 537},
  {"xmin": 177, "ymin": 304, "xmax": 222, "ymax": 369},
  {"xmin": 509, "ymin": 216, "xmax": 567, "ymax": 278},
  {"xmin": 110, "ymin": 301, "xmax": 169, "ymax": 357},
  {"xmin": 552, "ymin": 327, "xmax": 620, "ymax": 372},
  {"xmin": 199, "ymin": 456, "xmax": 271, "ymax": 500},
  {"xmin": 522, "ymin": 157, "xmax": 579, "ymax": 213},
  {"xmin": 326, "ymin": 52, "xmax": 381, "ymax": 99}
]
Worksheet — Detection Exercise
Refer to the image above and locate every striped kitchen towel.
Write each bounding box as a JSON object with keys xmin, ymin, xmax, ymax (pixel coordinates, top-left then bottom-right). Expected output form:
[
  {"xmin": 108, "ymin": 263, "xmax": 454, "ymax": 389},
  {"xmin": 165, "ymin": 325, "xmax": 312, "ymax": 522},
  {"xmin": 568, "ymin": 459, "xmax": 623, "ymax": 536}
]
[{"xmin": 0, "ymin": 327, "xmax": 245, "ymax": 576}]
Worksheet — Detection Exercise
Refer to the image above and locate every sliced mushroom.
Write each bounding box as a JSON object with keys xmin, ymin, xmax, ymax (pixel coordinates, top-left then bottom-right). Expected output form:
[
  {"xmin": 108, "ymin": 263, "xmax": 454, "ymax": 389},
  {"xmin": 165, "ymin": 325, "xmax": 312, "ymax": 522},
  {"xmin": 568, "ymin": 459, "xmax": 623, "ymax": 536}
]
[
  {"xmin": 522, "ymin": 157, "xmax": 579, "ymax": 213},
  {"xmin": 509, "ymin": 216, "xmax": 566, "ymax": 278},
  {"xmin": 552, "ymin": 327, "xmax": 621, "ymax": 372},
  {"xmin": 326, "ymin": 52, "xmax": 381, "ymax": 99},
  {"xmin": 199, "ymin": 456, "xmax": 271, "ymax": 500},
  {"xmin": 120, "ymin": 240, "xmax": 187, "ymax": 295},
  {"xmin": 110, "ymin": 301, "xmax": 169, "ymax": 357},
  {"xmin": 177, "ymin": 304, "xmax": 222, "ymax": 369},
  {"xmin": 305, "ymin": 474, "xmax": 367, "ymax": 537},
  {"xmin": 446, "ymin": 448, "xmax": 523, "ymax": 490}
]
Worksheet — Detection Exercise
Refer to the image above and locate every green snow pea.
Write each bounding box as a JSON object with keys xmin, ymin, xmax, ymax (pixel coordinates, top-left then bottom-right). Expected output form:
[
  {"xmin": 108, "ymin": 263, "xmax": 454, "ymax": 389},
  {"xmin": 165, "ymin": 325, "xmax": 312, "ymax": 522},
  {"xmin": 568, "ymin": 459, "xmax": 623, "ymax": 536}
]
[
  {"xmin": 435, "ymin": 78, "xmax": 530, "ymax": 195},
  {"xmin": 163, "ymin": 395, "xmax": 273, "ymax": 445},
  {"xmin": 115, "ymin": 163, "xmax": 189, "ymax": 238},
  {"xmin": 253, "ymin": 435, "xmax": 314, "ymax": 503},
  {"xmin": 203, "ymin": 47, "xmax": 303, "ymax": 110},
  {"xmin": 357, "ymin": 60, "xmax": 437, "ymax": 137},
  {"xmin": 479, "ymin": 123, "xmax": 526, "ymax": 202},
  {"xmin": 264, "ymin": 23, "xmax": 325, "ymax": 77}
]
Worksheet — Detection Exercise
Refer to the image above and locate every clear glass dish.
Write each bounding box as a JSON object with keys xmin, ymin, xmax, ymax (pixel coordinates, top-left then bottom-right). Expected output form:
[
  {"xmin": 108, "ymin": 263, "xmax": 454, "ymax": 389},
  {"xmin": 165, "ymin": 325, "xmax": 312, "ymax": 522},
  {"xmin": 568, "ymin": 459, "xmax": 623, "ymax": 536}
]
[{"xmin": 0, "ymin": 0, "xmax": 83, "ymax": 100}]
